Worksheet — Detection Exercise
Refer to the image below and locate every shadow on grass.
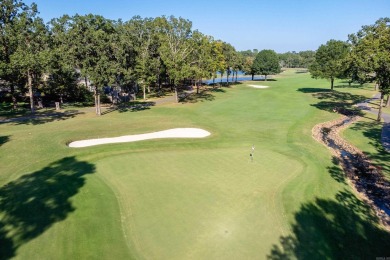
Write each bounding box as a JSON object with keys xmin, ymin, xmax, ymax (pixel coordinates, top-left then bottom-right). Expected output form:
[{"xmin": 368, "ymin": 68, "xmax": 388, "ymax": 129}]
[
  {"xmin": 100, "ymin": 101, "xmax": 156, "ymax": 115},
  {"xmin": 297, "ymin": 88, "xmax": 367, "ymax": 116},
  {"xmin": 209, "ymin": 88, "xmax": 227, "ymax": 93},
  {"xmin": 180, "ymin": 91, "xmax": 215, "ymax": 103},
  {"xmin": 116, "ymin": 101, "xmax": 156, "ymax": 113},
  {"xmin": 0, "ymin": 156, "xmax": 95, "ymax": 260},
  {"xmin": 0, "ymin": 136, "xmax": 10, "ymax": 147},
  {"xmin": 334, "ymin": 84, "xmax": 365, "ymax": 89},
  {"xmin": 327, "ymin": 156, "xmax": 347, "ymax": 185},
  {"xmin": 267, "ymin": 189, "xmax": 390, "ymax": 259},
  {"xmin": 350, "ymin": 121, "xmax": 390, "ymax": 175},
  {"xmin": 0, "ymin": 110, "xmax": 84, "ymax": 126},
  {"xmin": 251, "ymin": 79, "xmax": 277, "ymax": 82}
]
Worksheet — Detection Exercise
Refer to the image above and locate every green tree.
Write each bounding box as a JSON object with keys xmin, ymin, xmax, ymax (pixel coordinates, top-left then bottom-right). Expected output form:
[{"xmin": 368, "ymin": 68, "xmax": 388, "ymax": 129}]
[
  {"xmin": 66, "ymin": 14, "xmax": 119, "ymax": 115},
  {"xmin": 10, "ymin": 4, "xmax": 49, "ymax": 113},
  {"xmin": 127, "ymin": 17, "xmax": 160, "ymax": 100},
  {"xmin": 189, "ymin": 31, "xmax": 213, "ymax": 93},
  {"xmin": 48, "ymin": 15, "xmax": 82, "ymax": 104},
  {"xmin": 221, "ymin": 42, "xmax": 236, "ymax": 85},
  {"xmin": 210, "ymin": 40, "xmax": 225, "ymax": 85},
  {"xmin": 252, "ymin": 49, "xmax": 281, "ymax": 81},
  {"xmin": 299, "ymin": 50, "xmax": 316, "ymax": 68},
  {"xmin": 0, "ymin": 0, "xmax": 34, "ymax": 109},
  {"xmin": 157, "ymin": 16, "xmax": 194, "ymax": 102},
  {"xmin": 309, "ymin": 40, "xmax": 350, "ymax": 90},
  {"xmin": 349, "ymin": 18, "xmax": 390, "ymax": 121}
]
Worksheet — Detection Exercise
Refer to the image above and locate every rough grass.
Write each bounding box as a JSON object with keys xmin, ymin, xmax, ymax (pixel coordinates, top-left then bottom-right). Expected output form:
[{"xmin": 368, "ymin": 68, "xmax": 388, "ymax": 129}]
[{"xmin": 1, "ymin": 69, "xmax": 389, "ymax": 259}]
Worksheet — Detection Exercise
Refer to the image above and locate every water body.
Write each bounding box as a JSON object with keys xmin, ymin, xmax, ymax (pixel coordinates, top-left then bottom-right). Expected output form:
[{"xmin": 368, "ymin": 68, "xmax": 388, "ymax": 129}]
[{"xmin": 203, "ymin": 75, "xmax": 265, "ymax": 85}]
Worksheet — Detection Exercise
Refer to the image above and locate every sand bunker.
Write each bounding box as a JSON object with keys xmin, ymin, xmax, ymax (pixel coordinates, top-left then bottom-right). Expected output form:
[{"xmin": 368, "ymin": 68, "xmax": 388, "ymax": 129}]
[
  {"xmin": 68, "ymin": 128, "xmax": 211, "ymax": 148},
  {"xmin": 248, "ymin": 85, "xmax": 269, "ymax": 89}
]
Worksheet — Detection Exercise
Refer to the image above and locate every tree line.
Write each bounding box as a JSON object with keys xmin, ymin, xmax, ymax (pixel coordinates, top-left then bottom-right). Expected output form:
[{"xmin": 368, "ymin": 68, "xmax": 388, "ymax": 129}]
[
  {"xmin": 309, "ymin": 18, "xmax": 390, "ymax": 121},
  {"xmin": 1, "ymin": 0, "xmax": 317, "ymax": 115},
  {"xmin": 0, "ymin": 1, "xmax": 244, "ymax": 114}
]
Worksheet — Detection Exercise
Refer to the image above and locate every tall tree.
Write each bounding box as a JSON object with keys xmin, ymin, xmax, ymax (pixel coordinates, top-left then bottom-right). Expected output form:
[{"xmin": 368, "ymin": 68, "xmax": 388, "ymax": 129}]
[
  {"xmin": 48, "ymin": 15, "xmax": 81, "ymax": 104},
  {"xmin": 189, "ymin": 31, "xmax": 213, "ymax": 93},
  {"xmin": 127, "ymin": 17, "xmax": 160, "ymax": 100},
  {"xmin": 309, "ymin": 40, "xmax": 350, "ymax": 90},
  {"xmin": 349, "ymin": 18, "xmax": 390, "ymax": 121},
  {"xmin": 0, "ymin": 0, "xmax": 33, "ymax": 109},
  {"xmin": 157, "ymin": 16, "xmax": 194, "ymax": 102},
  {"xmin": 66, "ymin": 14, "xmax": 119, "ymax": 115},
  {"xmin": 221, "ymin": 42, "xmax": 236, "ymax": 85},
  {"xmin": 10, "ymin": 4, "xmax": 49, "ymax": 113},
  {"xmin": 210, "ymin": 40, "xmax": 225, "ymax": 85},
  {"xmin": 251, "ymin": 49, "xmax": 281, "ymax": 81}
]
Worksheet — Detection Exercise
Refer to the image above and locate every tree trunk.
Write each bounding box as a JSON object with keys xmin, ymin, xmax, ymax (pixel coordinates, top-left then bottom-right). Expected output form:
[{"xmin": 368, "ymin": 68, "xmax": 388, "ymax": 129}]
[
  {"xmin": 264, "ymin": 75, "xmax": 267, "ymax": 81},
  {"xmin": 386, "ymin": 95, "xmax": 390, "ymax": 108},
  {"xmin": 331, "ymin": 77, "xmax": 334, "ymax": 90},
  {"xmin": 94, "ymin": 86, "xmax": 101, "ymax": 115},
  {"xmin": 226, "ymin": 70, "xmax": 229, "ymax": 85},
  {"xmin": 10, "ymin": 85, "xmax": 17, "ymax": 110},
  {"xmin": 27, "ymin": 70, "xmax": 34, "ymax": 113},
  {"xmin": 97, "ymin": 94, "xmax": 101, "ymax": 116},
  {"xmin": 252, "ymin": 74, "xmax": 254, "ymax": 80},
  {"xmin": 213, "ymin": 77, "xmax": 215, "ymax": 85},
  {"xmin": 143, "ymin": 84, "xmax": 146, "ymax": 100},
  {"xmin": 174, "ymin": 86, "xmax": 178, "ymax": 103},
  {"xmin": 377, "ymin": 92, "xmax": 384, "ymax": 122},
  {"xmin": 196, "ymin": 80, "xmax": 200, "ymax": 94},
  {"xmin": 235, "ymin": 71, "xmax": 238, "ymax": 82},
  {"xmin": 84, "ymin": 77, "xmax": 88, "ymax": 89}
]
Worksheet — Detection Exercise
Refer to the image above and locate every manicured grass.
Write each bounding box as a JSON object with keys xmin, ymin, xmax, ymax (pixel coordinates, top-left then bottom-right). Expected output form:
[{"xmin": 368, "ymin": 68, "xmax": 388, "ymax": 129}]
[
  {"xmin": 1, "ymin": 69, "xmax": 389, "ymax": 259},
  {"xmin": 342, "ymin": 114, "xmax": 390, "ymax": 181}
]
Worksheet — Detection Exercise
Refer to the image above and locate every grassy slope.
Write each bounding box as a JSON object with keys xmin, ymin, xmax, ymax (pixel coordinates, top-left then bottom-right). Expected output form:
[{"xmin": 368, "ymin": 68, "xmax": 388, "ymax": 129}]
[
  {"xmin": 342, "ymin": 109, "xmax": 390, "ymax": 181},
  {"xmin": 331, "ymin": 81, "xmax": 390, "ymax": 181},
  {"xmin": 0, "ymin": 69, "xmax": 389, "ymax": 259}
]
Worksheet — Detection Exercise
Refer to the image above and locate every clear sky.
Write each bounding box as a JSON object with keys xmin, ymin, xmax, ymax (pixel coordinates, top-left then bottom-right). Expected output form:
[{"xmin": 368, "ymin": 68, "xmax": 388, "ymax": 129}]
[{"xmin": 24, "ymin": 0, "xmax": 390, "ymax": 53}]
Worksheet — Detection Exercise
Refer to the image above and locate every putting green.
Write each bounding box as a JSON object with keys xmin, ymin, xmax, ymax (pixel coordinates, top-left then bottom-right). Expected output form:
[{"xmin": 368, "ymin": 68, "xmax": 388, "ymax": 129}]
[
  {"xmin": 2, "ymin": 69, "xmax": 389, "ymax": 259},
  {"xmin": 96, "ymin": 148, "xmax": 302, "ymax": 259}
]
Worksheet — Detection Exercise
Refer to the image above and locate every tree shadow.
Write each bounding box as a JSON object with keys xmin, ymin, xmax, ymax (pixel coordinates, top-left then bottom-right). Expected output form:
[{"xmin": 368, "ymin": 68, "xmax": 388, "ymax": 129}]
[
  {"xmin": 179, "ymin": 90, "xmax": 216, "ymax": 103},
  {"xmin": 350, "ymin": 121, "xmax": 390, "ymax": 174},
  {"xmin": 296, "ymin": 88, "xmax": 331, "ymax": 94},
  {"xmin": 297, "ymin": 88, "xmax": 367, "ymax": 116},
  {"xmin": 334, "ymin": 84, "xmax": 364, "ymax": 89},
  {"xmin": 209, "ymin": 88, "xmax": 226, "ymax": 93},
  {"xmin": 0, "ymin": 110, "xmax": 84, "ymax": 126},
  {"xmin": 0, "ymin": 156, "xmax": 95, "ymax": 259},
  {"xmin": 327, "ymin": 156, "xmax": 347, "ymax": 184},
  {"xmin": 0, "ymin": 136, "xmax": 10, "ymax": 147},
  {"xmin": 268, "ymin": 189, "xmax": 390, "ymax": 259},
  {"xmin": 251, "ymin": 78, "xmax": 277, "ymax": 82},
  {"xmin": 115, "ymin": 101, "xmax": 156, "ymax": 113}
]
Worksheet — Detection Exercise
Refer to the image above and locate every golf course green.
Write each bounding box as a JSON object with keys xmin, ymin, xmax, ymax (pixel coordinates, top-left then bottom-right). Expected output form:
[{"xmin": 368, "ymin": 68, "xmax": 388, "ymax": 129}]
[{"xmin": 1, "ymin": 69, "xmax": 389, "ymax": 259}]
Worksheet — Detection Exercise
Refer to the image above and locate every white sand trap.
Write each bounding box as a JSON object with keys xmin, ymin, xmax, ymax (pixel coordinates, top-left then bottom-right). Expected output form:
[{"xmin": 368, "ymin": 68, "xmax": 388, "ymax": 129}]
[
  {"xmin": 248, "ymin": 85, "xmax": 269, "ymax": 89},
  {"xmin": 68, "ymin": 128, "xmax": 211, "ymax": 148}
]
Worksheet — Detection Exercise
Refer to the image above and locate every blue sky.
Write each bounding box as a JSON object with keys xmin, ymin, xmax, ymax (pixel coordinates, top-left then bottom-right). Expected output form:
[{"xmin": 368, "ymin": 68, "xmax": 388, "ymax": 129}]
[{"xmin": 24, "ymin": 0, "xmax": 390, "ymax": 52}]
